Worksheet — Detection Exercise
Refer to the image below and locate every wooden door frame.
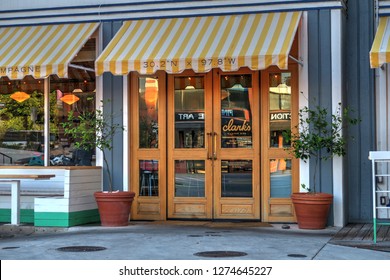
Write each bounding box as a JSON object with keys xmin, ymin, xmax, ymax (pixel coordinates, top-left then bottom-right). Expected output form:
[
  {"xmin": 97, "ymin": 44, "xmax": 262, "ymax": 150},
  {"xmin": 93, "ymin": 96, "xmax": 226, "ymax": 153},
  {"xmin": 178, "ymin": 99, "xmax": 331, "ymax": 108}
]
[
  {"xmin": 212, "ymin": 68, "xmax": 261, "ymax": 220},
  {"xmin": 166, "ymin": 70, "xmax": 213, "ymax": 219},
  {"xmin": 260, "ymin": 65, "xmax": 299, "ymax": 222},
  {"xmin": 129, "ymin": 71, "xmax": 167, "ymax": 220}
]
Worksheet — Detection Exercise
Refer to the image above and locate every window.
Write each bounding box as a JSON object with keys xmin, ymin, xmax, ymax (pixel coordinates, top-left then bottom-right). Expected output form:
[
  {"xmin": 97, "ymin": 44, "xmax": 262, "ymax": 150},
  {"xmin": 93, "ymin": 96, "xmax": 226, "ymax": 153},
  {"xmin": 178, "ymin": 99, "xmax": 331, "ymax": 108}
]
[{"xmin": 0, "ymin": 38, "xmax": 97, "ymax": 166}]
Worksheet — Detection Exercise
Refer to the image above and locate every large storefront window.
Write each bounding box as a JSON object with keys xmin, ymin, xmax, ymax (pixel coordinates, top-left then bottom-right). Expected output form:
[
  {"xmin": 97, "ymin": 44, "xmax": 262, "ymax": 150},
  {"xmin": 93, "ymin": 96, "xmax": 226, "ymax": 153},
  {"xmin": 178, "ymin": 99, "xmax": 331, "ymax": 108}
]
[
  {"xmin": 0, "ymin": 38, "xmax": 96, "ymax": 166},
  {"xmin": 0, "ymin": 77, "xmax": 45, "ymax": 165}
]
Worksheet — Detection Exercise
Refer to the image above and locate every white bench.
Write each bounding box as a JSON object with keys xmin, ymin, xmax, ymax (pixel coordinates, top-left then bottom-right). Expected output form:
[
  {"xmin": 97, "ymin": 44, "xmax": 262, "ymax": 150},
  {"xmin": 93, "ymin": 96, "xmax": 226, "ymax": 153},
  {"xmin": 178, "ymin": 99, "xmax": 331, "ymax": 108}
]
[
  {"xmin": 0, "ymin": 174, "xmax": 55, "ymax": 225},
  {"xmin": 0, "ymin": 166, "xmax": 102, "ymax": 227}
]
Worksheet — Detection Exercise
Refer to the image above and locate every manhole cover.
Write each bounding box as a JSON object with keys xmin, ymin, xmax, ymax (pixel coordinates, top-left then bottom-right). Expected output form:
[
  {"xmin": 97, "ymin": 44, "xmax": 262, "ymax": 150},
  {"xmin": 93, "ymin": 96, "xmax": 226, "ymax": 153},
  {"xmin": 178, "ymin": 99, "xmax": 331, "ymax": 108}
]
[
  {"xmin": 56, "ymin": 246, "xmax": 106, "ymax": 252},
  {"xmin": 287, "ymin": 254, "xmax": 307, "ymax": 258},
  {"xmin": 2, "ymin": 246, "xmax": 19, "ymax": 250},
  {"xmin": 188, "ymin": 234, "xmax": 203, "ymax": 237},
  {"xmin": 194, "ymin": 251, "xmax": 247, "ymax": 258}
]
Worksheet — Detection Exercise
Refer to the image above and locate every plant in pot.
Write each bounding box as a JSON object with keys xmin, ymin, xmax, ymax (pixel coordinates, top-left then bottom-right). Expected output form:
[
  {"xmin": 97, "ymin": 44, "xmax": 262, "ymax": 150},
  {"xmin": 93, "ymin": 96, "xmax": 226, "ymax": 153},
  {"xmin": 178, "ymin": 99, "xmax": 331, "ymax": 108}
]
[
  {"xmin": 62, "ymin": 99, "xmax": 135, "ymax": 227},
  {"xmin": 283, "ymin": 103, "xmax": 359, "ymax": 229}
]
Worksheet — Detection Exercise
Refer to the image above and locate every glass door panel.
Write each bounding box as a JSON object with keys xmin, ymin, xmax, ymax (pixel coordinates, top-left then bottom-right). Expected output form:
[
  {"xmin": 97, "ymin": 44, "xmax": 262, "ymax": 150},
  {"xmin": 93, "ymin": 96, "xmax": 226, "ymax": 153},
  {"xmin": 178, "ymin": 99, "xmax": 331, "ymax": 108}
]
[
  {"xmin": 221, "ymin": 75, "xmax": 253, "ymax": 149},
  {"xmin": 175, "ymin": 160, "xmax": 205, "ymax": 197},
  {"xmin": 221, "ymin": 160, "xmax": 252, "ymax": 197}
]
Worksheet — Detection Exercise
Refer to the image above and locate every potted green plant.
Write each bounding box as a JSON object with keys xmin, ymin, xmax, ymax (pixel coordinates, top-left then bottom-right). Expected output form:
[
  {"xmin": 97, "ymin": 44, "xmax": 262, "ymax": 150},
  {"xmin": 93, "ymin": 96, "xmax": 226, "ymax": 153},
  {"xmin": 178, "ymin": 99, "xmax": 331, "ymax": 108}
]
[
  {"xmin": 284, "ymin": 103, "xmax": 359, "ymax": 229},
  {"xmin": 62, "ymin": 99, "xmax": 135, "ymax": 226}
]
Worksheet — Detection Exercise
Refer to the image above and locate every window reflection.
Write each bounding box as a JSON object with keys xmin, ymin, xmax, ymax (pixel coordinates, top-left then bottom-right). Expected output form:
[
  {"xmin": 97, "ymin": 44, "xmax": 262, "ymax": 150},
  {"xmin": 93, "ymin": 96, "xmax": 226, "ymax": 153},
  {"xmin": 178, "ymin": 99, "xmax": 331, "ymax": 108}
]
[
  {"xmin": 139, "ymin": 77, "xmax": 159, "ymax": 149},
  {"xmin": 221, "ymin": 160, "xmax": 252, "ymax": 197},
  {"xmin": 174, "ymin": 160, "xmax": 205, "ymax": 197},
  {"xmin": 174, "ymin": 77, "xmax": 205, "ymax": 149},
  {"xmin": 270, "ymin": 159, "xmax": 292, "ymax": 198},
  {"xmin": 269, "ymin": 72, "xmax": 291, "ymax": 148},
  {"xmin": 221, "ymin": 75, "xmax": 252, "ymax": 148},
  {"xmin": 0, "ymin": 38, "xmax": 97, "ymax": 166}
]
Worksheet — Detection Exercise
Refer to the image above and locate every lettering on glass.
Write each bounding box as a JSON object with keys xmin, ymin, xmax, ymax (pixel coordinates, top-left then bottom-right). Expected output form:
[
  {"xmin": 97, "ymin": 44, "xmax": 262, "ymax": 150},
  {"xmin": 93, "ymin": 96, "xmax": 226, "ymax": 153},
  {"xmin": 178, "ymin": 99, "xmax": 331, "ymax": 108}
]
[
  {"xmin": 175, "ymin": 112, "xmax": 205, "ymax": 121},
  {"xmin": 270, "ymin": 112, "xmax": 291, "ymax": 121},
  {"xmin": 222, "ymin": 119, "xmax": 251, "ymax": 133}
]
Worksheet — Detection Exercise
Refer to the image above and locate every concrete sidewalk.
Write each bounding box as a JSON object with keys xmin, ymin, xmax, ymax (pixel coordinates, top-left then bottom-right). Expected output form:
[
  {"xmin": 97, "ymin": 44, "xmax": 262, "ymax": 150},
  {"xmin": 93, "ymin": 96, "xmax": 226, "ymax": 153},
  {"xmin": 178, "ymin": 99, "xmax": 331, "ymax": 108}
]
[{"xmin": 0, "ymin": 221, "xmax": 389, "ymax": 260}]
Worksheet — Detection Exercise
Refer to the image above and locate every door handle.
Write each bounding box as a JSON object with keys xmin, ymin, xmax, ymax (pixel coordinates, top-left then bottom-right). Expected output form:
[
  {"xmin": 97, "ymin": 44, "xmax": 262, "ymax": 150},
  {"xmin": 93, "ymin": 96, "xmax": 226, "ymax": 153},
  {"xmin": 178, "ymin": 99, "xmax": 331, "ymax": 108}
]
[
  {"xmin": 207, "ymin": 132, "xmax": 213, "ymax": 160},
  {"xmin": 212, "ymin": 132, "xmax": 217, "ymax": 160}
]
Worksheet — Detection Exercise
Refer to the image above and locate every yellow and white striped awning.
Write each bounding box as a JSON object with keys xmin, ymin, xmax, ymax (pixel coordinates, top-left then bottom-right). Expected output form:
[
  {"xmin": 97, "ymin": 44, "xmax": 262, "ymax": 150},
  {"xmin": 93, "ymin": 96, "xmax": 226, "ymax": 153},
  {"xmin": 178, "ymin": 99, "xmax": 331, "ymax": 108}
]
[
  {"xmin": 0, "ymin": 22, "xmax": 99, "ymax": 80},
  {"xmin": 96, "ymin": 12, "xmax": 301, "ymax": 75},
  {"xmin": 370, "ymin": 17, "xmax": 390, "ymax": 68}
]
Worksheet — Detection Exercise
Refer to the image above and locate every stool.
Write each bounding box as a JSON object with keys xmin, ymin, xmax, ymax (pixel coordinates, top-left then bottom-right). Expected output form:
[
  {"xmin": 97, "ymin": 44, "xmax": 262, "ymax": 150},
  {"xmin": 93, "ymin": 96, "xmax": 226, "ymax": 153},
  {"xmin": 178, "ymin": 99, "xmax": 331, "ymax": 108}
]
[{"xmin": 140, "ymin": 171, "xmax": 153, "ymax": 196}]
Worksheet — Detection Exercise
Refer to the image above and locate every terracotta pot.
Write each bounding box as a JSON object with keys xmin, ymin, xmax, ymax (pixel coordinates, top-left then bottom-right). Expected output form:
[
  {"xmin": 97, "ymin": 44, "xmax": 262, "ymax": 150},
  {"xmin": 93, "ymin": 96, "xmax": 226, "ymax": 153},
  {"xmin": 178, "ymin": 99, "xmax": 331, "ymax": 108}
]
[
  {"xmin": 94, "ymin": 191, "xmax": 136, "ymax": 227},
  {"xmin": 291, "ymin": 192, "xmax": 333, "ymax": 229}
]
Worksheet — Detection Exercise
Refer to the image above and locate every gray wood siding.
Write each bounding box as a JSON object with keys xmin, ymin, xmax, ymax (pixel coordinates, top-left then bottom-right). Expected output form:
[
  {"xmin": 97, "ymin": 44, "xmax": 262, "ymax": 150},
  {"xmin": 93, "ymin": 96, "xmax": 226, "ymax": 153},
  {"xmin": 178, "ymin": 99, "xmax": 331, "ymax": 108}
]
[
  {"xmin": 102, "ymin": 21, "xmax": 125, "ymax": 191},
  {"xmin": 345, "ymin": 0, "xmax": 376, "ymax": 223},
  {"xmin": 307, "ymin": 9, "xmax": 335, "ymax": 224},
  {"xmin": 306, "ymin": 1, "xmax": 376, "ymax": 224}
]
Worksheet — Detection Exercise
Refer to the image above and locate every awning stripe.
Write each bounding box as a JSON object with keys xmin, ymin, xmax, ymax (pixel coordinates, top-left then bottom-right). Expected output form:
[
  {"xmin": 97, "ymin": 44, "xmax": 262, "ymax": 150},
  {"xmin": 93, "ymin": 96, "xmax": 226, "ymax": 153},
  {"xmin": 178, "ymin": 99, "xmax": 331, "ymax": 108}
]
[
  {"xmin": 0, "ymin": 22, "xmax": 99, "ymax": 79},
  {"xmin": 96, "ymin": 12, "xmax": 301, "ymax": 75},
  {"xmin": 370, "ymin": 16, "xmax": 390, "ymax": 68}
]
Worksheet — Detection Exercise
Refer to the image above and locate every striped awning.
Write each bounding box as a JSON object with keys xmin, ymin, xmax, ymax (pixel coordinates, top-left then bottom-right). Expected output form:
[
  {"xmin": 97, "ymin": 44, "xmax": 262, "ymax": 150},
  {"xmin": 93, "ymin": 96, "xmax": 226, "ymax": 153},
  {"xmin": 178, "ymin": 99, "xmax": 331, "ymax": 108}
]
[
  {"xmin": 96, "ymin": 12, "xmax": 301, "ymax": 75},
  {"xmin": 0, "ymin": 22, "xmax": 99, "ymax": 80},
  {"xmin": 370, "ymin": 17, "xmax": 390, "ymax": 68}
]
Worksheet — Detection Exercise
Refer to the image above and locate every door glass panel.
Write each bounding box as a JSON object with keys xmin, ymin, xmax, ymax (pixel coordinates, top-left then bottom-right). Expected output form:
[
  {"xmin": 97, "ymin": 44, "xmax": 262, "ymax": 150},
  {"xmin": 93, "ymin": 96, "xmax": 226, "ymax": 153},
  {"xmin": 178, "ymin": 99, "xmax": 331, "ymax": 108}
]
[
  {"xmin": 220, "ymin": 75, "xmax": 252, "ymax": 148},
  {"xmin": 221, "ymin": 160, "xmax": 252, "ymax": 197},
  {"xmin": 139, "ymin": 77, "xmax": 159, "ymax": 148},
  {"xmin": 270, "ymin": 159, "xmax": 292, "ymax": 198},
  {"xmin": 174, "ymin": 77, "xmax": 205, "ymax": 148},
  {"xmin": 269, "ymin": 72, "xmax": 291, "ymax": 148},
  {"xmin": 175, "ymin": 160, "xmax": 205, "ymax": 197},
  {"xmin": 139, "ymin": 160, "xmax": 159, "ymax": 196}
]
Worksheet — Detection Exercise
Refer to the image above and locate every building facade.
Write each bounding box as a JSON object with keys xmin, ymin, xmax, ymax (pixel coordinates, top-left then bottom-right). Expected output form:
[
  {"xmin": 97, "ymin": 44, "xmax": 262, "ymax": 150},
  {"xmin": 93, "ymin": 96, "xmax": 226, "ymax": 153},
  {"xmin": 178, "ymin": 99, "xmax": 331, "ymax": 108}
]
[{"xmin": 0, "ymin": 0, "xmax": 379, "ymax": 226}]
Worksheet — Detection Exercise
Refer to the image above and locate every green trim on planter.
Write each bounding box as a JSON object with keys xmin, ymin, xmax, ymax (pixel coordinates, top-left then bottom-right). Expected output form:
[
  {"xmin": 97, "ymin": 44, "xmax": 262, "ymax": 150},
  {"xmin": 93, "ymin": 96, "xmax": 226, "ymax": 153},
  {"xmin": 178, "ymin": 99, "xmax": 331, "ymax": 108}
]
[
  {"xmin": 34, "ymin": 209, "xmax": 100, "ymax": 227},
  {"xmin": 0, "ymin": 209, "xmax": 34, "ymax": 223}
]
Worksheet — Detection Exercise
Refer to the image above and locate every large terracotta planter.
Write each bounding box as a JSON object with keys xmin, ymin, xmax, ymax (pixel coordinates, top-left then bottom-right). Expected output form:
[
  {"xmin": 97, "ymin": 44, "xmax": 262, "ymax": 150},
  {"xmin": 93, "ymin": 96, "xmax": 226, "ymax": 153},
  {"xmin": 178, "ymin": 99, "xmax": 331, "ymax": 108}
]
[
  {"xmin": 291, "ymin": 192, "xmax": 333, "ymax": 229},
  {"xmin": 94, "ymin": 191, "xmax": 135, "ymax": 227}
]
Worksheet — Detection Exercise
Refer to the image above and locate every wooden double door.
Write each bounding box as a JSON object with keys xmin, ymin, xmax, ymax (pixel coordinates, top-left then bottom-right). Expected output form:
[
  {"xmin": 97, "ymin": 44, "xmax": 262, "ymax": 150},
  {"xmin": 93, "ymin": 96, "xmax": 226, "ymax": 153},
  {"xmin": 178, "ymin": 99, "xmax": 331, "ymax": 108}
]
[{"xmin": 131, "ymin": 69, "xmax": 260, "ymax": 220}]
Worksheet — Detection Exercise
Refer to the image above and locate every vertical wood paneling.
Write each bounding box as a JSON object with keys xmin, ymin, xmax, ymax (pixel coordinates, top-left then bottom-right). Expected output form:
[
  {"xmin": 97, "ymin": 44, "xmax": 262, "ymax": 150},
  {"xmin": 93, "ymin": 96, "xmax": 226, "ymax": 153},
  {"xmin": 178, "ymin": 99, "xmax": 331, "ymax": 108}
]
[
  {"xmin": 345, "ymin": 0, "xmax": 375, "ymax": 223},
  {"xmin": 307, "ymin": 9, "xmax": 334, "ymax": 225},
  {"xmin": 307, "ymin": 11, "xmax": 333, "ymax": 191},
  {"xmin": 102, "ymin": 21, "xmax": 125, "ymax": 191}
]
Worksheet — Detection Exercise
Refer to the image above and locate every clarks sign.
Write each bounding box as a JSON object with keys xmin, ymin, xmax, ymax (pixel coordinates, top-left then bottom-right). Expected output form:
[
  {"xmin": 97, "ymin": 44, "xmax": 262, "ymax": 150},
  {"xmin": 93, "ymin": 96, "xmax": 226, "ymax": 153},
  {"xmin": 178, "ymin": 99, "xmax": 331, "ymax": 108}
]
[{"xmin": 222, "ymin": 119, "xmax": 251, "ymax": 133}]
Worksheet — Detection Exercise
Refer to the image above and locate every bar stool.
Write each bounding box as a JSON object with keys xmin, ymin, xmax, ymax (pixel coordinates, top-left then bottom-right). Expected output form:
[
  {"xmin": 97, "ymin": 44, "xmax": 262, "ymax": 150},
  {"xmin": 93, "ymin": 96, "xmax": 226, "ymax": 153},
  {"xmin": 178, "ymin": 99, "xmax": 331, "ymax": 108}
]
[{"xmin": 140, "ymin": 170, "xmax": 153, "ymax": 196}]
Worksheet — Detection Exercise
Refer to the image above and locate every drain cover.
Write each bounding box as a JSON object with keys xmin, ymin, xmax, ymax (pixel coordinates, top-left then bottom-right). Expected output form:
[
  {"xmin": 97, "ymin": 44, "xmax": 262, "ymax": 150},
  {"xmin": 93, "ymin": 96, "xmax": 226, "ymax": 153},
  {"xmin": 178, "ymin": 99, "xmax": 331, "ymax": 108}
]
[
  {"xmin": 194, "ymin": 251, "xmax": 247, "ymax": 258},
  {"xmin": 287, "ymin": 254, "xmax": 307, "ymax": 258},
  {"xmin": 56, "ymin": 246, "xmax": 106, "ymax": 252}
]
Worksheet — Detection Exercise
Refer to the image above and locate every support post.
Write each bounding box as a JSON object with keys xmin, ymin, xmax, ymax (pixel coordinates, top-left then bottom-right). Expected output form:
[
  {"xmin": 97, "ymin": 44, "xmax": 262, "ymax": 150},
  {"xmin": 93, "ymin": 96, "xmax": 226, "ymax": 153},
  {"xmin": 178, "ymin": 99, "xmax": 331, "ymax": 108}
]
[{"xmin": 11, "ymin": 180, "xmax": 21, "ymax": 225}]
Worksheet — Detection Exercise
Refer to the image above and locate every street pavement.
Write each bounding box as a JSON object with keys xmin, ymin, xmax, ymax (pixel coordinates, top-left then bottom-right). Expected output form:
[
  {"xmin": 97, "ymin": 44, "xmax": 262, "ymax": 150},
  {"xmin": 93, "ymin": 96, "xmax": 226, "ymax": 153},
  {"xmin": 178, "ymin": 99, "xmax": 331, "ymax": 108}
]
[{"xmin": 0, "ymin": 221, "xmax": 389, "ymax": 260}]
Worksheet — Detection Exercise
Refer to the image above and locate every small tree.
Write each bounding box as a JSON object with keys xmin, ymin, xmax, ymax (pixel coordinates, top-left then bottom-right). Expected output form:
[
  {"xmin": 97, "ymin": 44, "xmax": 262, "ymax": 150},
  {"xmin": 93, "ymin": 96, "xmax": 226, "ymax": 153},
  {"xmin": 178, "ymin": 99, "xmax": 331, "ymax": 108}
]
[
  {"xmin": 62, "ymin": 99, "xmax": 124, "ymax": 192},
  {"xmin": 284, "ymin": 103, "xmax": 360, "ymax": 193}
]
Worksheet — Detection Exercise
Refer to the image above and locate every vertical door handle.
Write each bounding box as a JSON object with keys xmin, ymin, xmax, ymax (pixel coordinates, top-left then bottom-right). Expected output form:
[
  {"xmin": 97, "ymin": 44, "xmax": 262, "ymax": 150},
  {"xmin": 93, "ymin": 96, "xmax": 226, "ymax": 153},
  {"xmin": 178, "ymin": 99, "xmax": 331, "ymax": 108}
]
[
  {"xmin": 212, "ymin": 132, "xmax": 217, "ymax": 160},
  {"xmin": 207, "ymin": 132, "xmax": 213, "ymax": 160}
]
